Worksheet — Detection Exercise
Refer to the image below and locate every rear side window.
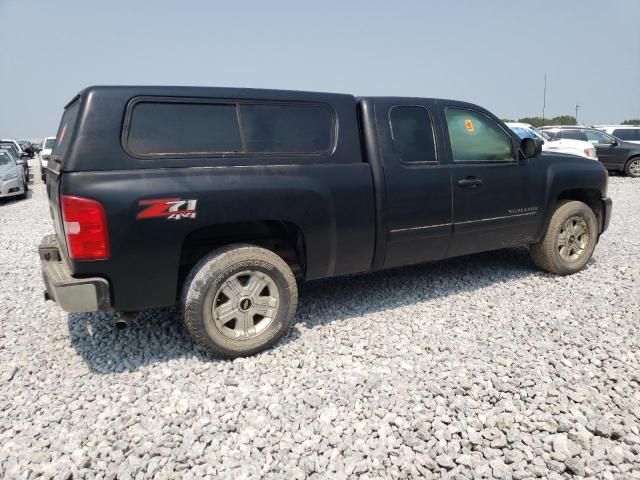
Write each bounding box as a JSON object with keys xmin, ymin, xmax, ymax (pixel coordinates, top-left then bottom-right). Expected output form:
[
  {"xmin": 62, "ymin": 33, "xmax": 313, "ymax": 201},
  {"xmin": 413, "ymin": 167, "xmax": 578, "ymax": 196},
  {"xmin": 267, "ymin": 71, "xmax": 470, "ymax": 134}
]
[
  {"xmin": 613, "ymin": 128, "xmax": 640, "ymax": 141},
  {"xmin": 445, "ymin": 108, "xmax": 514, "ymax": 162},
  {"xmin": 239, "ymin": 104, "xmax": 334, "ymax": 154},
  {"xmin": 127, "ymin": 102, "xmax": 242, "ymax": 156},
  {"xmin": 125, "ymin": 99, "xmax": 335, "ymax": 157},
  {"xmin": 389, "ymin": 106, "xmax": 437, "ymax": 163},
  {"xmin": 52, "ymin": 100, "xmax": 80, "ymax": 158},
  {"xmin": 558, "ymin": 129, "xmax": 587, "ymax": 141}
]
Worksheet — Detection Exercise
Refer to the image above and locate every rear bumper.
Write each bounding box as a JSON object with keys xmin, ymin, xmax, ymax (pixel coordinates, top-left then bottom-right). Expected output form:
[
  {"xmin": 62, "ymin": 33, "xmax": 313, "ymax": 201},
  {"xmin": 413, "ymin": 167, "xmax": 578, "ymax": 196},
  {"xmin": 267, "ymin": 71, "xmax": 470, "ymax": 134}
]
[
  {"xmin": 601, "ymin": 196, "xmax": 612, "ymax": 234},
  {"xmin": 39, "ymin": 234, "xmax": 111, "ymax": 313}
]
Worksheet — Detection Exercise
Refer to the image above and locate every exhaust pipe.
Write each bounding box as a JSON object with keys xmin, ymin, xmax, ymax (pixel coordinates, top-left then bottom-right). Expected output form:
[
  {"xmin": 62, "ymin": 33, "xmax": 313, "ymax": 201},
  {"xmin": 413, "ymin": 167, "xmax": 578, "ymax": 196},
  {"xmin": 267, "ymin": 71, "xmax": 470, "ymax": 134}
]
[{"xmin": 116, "ymin": 311, "xmax": 138, "ymax": 330}]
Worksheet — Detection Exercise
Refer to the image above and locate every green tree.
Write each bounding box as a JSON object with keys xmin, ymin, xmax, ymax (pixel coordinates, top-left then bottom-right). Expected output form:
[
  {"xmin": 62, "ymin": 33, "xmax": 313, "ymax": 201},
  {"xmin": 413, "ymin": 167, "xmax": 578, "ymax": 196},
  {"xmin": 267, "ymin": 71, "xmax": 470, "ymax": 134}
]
[
  {"xmin": 515, "ymin": 116, "xmax": 577, "ymax": 128},
  {"xmin": 621, "ymin": 119, "xmax": 640, "ymax": 126},
  {"xmin": 551, "ymin": 115, "xmax": 578, "ymax": 126}
]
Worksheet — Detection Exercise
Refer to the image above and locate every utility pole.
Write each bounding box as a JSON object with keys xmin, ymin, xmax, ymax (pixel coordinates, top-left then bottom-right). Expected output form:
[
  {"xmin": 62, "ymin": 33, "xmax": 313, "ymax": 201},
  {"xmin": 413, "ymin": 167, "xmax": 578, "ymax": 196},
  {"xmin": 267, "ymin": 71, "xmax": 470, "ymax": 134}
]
[
  {"xmin": 575, "ymin": 103, "xmax": 579, "ymax": 125},
  {"xmin": 542, "ymin": 74, "xmax": 547, "ymax": 126}
]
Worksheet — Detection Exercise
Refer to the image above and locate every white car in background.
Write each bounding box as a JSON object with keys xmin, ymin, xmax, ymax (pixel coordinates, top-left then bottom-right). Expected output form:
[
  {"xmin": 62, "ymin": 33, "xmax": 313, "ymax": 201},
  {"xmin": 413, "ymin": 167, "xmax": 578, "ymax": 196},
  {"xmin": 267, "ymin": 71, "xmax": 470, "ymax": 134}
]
[
  {"xmin": 39, "ymin": 136, "xmax": 56, "ymax": 182},
  {"xmin": 593, "ymin": 125, "xmax": 640, "ymax": 144},
  {"xmin": 506, "ymin": 123, "xmax": 597, "ymax": 160}
]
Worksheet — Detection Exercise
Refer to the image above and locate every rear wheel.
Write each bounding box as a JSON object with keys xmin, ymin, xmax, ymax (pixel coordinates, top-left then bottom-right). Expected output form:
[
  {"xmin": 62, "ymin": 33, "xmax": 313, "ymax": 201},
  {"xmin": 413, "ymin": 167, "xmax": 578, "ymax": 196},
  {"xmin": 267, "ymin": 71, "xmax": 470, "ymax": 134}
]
[
  {"xmin": 530, "ymin": 200, "xmax": 598, "ymax": 275},
  {"xmin": 625, "ymin": 157, "xmax": 640, "ymax": 178},
  {"xmin": 182, "ymin": 244, "xmax": 298, "ymax": 358}
]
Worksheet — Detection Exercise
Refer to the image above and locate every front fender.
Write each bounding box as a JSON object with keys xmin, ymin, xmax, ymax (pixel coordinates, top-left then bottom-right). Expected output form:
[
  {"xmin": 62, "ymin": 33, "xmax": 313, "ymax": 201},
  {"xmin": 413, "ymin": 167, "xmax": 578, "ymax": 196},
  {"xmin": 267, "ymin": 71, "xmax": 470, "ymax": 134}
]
[{"xmin": 535, "ymin": 154, "xmax": 608, "ymax": 241}]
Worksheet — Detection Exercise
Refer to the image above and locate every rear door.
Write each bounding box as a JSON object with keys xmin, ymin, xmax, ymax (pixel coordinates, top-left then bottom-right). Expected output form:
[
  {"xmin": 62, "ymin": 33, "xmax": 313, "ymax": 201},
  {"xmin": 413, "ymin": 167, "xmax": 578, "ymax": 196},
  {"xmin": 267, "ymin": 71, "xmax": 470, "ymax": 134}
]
[
  {"xmin": 374, "ymin": 100, "xmax": 453, "ymax": 268},
  {"xmin": 441, "ymin": 105, "xmax": 544, "ymax": 257},
  {"xmin": 612, "ymin": 128, "xmax": 640, "ymax": 144}
]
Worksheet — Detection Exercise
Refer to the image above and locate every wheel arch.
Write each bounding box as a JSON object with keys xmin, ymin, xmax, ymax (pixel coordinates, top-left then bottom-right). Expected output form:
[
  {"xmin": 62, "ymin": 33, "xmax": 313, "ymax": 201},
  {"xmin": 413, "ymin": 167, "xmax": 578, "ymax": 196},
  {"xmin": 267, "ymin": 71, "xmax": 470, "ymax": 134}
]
[
  {"xmin": 554, "ymin": 188, "xmax": 603, "ymax": 235},
  {"xmin": 177, "ymin": 220, "xmax": 307, "ymax": 301}
]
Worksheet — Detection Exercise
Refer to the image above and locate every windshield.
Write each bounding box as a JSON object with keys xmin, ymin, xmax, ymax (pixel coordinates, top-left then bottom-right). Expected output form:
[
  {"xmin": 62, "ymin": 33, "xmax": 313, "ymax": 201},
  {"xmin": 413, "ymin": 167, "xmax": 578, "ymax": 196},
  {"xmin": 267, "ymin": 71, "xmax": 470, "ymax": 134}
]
[
  {"xmin": 0, "ymin": 153, "xmax": 13, "ymax": 166},
  {"xmin": 538, "ymin": 130, "xmax": 551, "ymax": 141},
  {"xmin": 510, "ymin": 126, "xmax": 542, "ymax": 140},
  {"xmin": 0, "ymin": 143, "xmax": 18, "ymax": 156},
  {"xmin": 44, "ymin": 138, "xmax": 56, "ymax": 149}
]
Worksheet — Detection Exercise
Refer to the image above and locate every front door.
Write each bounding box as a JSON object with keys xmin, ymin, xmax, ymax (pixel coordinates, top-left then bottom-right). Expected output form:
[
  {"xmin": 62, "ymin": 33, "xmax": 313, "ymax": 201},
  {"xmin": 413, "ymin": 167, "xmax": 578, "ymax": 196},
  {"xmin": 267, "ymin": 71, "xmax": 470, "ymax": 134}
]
[
  {"xmin": 441, "ymin": 106, "xmax": 544, "ymax": 257},
  {"xmin": 585, "ymin": 129, "xmax": 628, "ymax": 170},
  {"xmin": 375, "ymin": 101, "xmax": 453, "ymax": 268}
]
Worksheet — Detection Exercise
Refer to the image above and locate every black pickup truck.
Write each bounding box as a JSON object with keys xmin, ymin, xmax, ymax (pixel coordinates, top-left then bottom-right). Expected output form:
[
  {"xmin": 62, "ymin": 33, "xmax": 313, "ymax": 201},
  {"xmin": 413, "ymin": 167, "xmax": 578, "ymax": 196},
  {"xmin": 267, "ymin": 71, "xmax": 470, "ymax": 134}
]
[{"xmin": 40, "ymin": 86, "xmax": 612, "ymax": 357}]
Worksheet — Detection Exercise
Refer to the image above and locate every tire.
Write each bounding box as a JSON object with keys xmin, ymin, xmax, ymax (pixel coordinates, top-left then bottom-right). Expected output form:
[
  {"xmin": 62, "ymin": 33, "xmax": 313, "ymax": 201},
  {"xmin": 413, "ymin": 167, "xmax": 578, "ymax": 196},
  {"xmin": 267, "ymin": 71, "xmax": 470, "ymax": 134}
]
[
  {"xmin": 624, "ymin": 157, "xmax": 640, "ymax": 178},
  {"xmin": 182, "ymin": 244, "xmax": 298, "ymax": 358},
  {"xmin": 530, "ymin": 200, "xmax": 598, "ymax": 275},
  {"xmin": 18, "ymin": 178, "xmax": 28, "ymax": 199}
]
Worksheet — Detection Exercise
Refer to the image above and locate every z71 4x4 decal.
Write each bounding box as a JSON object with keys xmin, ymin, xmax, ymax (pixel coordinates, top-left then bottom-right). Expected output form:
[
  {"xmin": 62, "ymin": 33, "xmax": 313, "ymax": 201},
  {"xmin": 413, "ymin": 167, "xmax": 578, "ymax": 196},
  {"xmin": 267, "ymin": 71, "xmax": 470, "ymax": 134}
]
[{"xmin": 137, "ymin": 198, "xmax": 198, "ymax": 220}]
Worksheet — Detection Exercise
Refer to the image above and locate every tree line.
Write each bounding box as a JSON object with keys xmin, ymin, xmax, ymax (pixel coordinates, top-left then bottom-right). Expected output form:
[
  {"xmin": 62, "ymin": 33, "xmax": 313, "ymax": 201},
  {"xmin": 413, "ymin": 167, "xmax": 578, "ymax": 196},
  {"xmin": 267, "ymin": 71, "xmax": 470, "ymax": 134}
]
[
  {"xmin": 501, "ymin": 117, "xmax": 640, "ymax": 127},
  {"xmin": 500, "ymin": 116, "xmax": 576, "ymax": 127}
]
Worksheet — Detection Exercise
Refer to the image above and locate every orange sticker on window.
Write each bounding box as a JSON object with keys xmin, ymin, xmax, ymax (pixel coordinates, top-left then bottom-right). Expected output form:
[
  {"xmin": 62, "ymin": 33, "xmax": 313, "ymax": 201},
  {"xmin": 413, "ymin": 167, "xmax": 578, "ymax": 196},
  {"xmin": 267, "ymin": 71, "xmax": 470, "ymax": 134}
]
[{"xmin": 464, "ymin": 119, "xmax": 475, "ymax": 132}]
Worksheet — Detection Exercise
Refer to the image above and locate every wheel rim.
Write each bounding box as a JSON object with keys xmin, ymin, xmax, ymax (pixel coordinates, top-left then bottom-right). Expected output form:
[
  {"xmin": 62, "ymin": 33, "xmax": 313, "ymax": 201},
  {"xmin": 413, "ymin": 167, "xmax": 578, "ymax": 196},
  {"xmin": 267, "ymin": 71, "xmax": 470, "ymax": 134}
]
[
  {"xmin": 211, "ymin": 270, "xmax": 280, "ymax": 340},
  {"xmin": 558, "ymin": 216, "xmax": 590, "ymax": 263},
  {"xmin": 629, "ymin": 159, "xmax": 640, "ymax": 176}
]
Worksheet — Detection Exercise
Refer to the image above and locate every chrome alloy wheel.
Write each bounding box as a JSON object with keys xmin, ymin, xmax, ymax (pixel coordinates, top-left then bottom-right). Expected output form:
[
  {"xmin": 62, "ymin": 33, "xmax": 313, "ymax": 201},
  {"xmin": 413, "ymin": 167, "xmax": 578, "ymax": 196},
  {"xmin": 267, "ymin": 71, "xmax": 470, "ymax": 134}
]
[
  {"xmin": 558, "ymin": 216, "xmax": 590, "ymax": 263},
  {"xmin": 629, "ymin": 158, "xmax": 640, "ymax": 177},
  {"xmin": 211, "ymin": 270, "xmax": 280, "ymax": 340}
]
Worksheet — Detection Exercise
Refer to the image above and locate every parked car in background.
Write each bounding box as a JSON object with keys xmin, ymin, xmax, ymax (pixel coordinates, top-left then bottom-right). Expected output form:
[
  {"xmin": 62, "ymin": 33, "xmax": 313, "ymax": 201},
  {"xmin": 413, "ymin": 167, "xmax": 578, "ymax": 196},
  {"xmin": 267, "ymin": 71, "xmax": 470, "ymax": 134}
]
[
  {"xmin": 0, "ymin": 139, "xmax": 26, "ymax": 158},
  {"xmin": 0, "ymin": 140, "xmax": 29, "ymax": 179},
  {"xmin": 506, "ymin": 123, "xmax": 597, "ymax": 160},
  {"xmin": 540, "ymin": 126, "xmax": 640, "ymax": 177},
  {"xmin": 39, "ymin": 136, "xmax": 56, "ymax": 182},
  {"xmin": 0, "ymin": 150, "xmax": 27, "ymax": 200},
  {"xmin": 594, "ymin": 125, "xmax": 640, "ymax": 144},
  {"xmin": 18, "ymin": 140, "xmax": 40, "ymax": 158}
]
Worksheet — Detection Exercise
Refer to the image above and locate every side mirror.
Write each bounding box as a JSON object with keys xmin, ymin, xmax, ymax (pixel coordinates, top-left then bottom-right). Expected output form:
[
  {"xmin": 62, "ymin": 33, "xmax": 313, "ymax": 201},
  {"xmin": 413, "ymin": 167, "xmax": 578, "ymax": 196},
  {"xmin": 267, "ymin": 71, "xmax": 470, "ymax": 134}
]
[
  {"xmin": 20, "ymin": 152, "xmax": 29, "ymax": 158},
  {"xmin": 521, "ymin": 138, "xmax": 542, "ymax": 159},
  {"xmin": 610, "ymin": 139, "xmax": 619, "ymax": 146}
]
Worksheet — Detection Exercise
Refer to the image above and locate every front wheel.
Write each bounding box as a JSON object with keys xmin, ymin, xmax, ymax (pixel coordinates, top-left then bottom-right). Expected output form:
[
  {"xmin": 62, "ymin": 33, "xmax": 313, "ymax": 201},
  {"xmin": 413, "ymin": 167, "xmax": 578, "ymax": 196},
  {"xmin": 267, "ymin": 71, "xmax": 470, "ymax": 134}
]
[
  {"xmin": 625, "ymin": 157, "xmax": 640, "ymax": 178},
  {"xmin": 181, "ymin": 244, "xmax": 298, "ymax": 358},
  {"xmin": 530, "ymin": 200, "xmax": 598, "ymax": 275}
]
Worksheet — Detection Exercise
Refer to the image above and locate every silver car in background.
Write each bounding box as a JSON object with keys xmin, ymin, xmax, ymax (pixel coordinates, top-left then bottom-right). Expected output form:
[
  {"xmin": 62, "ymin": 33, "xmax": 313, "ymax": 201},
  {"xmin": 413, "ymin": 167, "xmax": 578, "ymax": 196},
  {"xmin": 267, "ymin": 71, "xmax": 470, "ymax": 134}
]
[{"xmin": 0, "ymin": 149, "xmax": 27, "ymax": 200}]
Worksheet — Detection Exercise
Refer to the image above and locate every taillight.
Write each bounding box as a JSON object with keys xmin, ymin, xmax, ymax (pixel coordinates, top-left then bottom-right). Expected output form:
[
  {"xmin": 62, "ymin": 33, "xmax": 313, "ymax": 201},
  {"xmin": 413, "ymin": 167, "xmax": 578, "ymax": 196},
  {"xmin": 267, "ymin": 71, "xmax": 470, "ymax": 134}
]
[{"xmin": 61, "ymin": 195, "xmax": 110, "ymax": 260}]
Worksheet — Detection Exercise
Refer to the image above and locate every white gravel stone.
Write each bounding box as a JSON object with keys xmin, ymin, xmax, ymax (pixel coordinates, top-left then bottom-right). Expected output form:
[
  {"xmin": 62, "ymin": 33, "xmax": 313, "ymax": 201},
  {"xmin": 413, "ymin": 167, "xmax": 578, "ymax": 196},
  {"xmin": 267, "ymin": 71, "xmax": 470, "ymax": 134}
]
[{"xmin": 0, "ymin": 176, "xmax": 639, "ymax": 477}]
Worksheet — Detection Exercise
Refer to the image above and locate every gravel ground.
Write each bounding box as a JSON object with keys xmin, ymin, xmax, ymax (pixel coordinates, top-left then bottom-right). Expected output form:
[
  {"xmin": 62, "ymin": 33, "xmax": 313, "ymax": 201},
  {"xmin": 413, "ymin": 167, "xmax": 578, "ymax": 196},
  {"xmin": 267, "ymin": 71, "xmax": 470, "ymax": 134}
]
[{"xmin": 1, "ymin": 175, "xmax": 639, "ymax": 479}]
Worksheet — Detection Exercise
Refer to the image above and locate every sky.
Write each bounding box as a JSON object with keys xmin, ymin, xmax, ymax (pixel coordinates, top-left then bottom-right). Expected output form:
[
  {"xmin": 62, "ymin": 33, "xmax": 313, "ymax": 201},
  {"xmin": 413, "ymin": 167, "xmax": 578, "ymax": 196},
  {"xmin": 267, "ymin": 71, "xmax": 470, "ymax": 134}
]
[{"xmin": 1, "ymin": 0, "xmax": 639, "ymax": 139}]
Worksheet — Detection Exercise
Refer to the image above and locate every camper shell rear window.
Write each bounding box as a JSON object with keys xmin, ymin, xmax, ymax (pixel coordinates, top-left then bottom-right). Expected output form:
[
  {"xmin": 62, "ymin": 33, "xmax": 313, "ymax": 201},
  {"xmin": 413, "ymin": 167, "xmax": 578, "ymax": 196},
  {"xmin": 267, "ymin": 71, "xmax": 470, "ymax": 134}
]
[
  {"xmin": 52, "ymin": 98, "xmax": 80, "ymax": 158},
  {"xmin": 123, "ymin": 97, "xmax": 337, "ymax": 158}
]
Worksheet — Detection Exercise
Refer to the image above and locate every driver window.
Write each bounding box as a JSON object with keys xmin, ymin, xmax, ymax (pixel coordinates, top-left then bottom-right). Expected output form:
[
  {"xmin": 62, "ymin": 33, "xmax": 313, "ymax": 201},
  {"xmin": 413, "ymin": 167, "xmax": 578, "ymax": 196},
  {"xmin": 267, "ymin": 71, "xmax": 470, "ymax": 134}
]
[
  {"xmin": 445, "ymin": 108, "xmax": 514, "ymax": 162},
  {"xmin": 586, "ymin": 130, "xmax": 613, "ymax": 145}
]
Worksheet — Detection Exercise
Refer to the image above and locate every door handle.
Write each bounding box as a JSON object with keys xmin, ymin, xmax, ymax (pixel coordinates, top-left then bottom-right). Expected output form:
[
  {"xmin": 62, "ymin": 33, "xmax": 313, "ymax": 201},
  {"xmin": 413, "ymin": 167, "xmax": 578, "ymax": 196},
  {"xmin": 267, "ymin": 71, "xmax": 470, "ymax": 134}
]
[{"xmin": 457, "ymin": 177, "xmax": 483, "ymax": 187}]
